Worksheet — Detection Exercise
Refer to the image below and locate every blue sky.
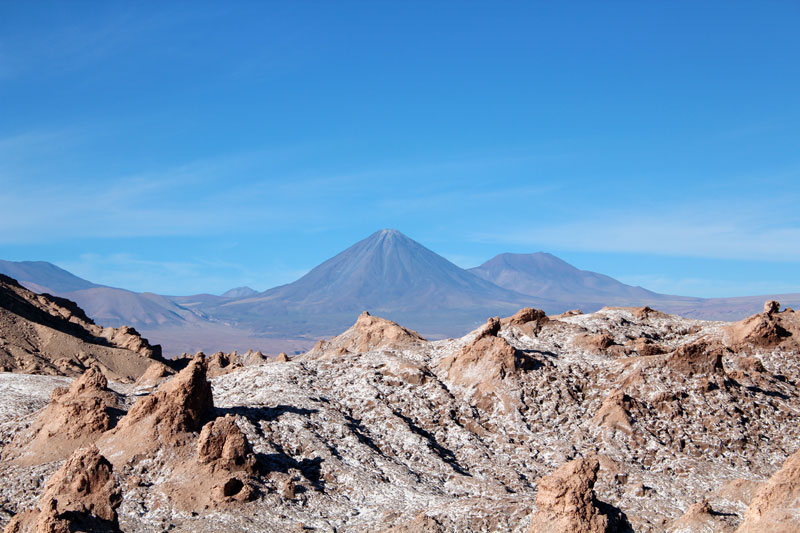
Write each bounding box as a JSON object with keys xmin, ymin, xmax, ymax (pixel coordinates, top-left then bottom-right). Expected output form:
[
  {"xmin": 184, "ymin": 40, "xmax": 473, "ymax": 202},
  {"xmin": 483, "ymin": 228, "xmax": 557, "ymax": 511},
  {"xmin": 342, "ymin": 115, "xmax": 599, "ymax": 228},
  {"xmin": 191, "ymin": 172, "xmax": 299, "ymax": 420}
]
[{"xmin": 1, "ymin": 1, "xmax": 799, "ymax": 297}]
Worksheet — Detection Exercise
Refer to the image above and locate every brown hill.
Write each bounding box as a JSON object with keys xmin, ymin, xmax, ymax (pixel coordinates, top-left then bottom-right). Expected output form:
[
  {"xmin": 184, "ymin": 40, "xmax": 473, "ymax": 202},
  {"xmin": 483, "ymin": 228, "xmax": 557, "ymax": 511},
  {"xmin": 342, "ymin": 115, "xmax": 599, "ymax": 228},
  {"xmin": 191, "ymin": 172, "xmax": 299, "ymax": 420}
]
[
  {"xmin": 303, "ymin": 310, "xmax": 427, "ymax": 359},
  {"xmin": 0, "ymin": 274, "xmax": 161, "ymax": 381}
]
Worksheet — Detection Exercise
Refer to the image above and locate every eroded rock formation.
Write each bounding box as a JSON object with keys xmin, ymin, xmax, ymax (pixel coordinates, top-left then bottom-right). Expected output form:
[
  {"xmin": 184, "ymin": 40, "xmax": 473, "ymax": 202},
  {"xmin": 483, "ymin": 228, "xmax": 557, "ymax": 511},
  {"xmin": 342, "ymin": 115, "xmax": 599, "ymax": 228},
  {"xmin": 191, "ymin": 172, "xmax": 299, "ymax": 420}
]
[
  {"xmin": 727, "ymin": 301, "xmax": 799, "ymax": 351},
  {"xmin": 0, "ymin": 303, "xmax": 798, "ymax": 532},
  {"xmin": 304, "ymin": 311, "xmax": 427, "ymax": 359},
  {"xmin": 100, "ymin": 355, "xmax": 213, "ymax": 462},
  {"xmin": 4, "ymin": 446, "xmax": 121, "ymax": 533},
  {"xmin": 528, "ymin": 456, "xmax": 610, "ymax": 533},
  {"xmin": 195, "ymin": 415, "xmax": 259, "ymax": 503},
  {"xmin": 737, "ymin": 449, "xmax": 800, "ymax": 533},
  {"xmin": 3, "ymin": 365, "xmax": 121, "ymax": 465},
  {"xmin": 440, "ymin": 316, "xmax": 538, "ymax": 411}
]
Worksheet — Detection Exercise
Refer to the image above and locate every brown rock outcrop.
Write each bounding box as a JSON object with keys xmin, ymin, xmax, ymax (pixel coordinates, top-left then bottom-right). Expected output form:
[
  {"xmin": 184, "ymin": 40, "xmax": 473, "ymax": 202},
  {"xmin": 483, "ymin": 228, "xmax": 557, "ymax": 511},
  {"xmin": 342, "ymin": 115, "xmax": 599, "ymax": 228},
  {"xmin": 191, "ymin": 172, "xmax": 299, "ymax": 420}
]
[
  {"xmin": 737, "ymin": 449, "xmax": 800, "ymax": 533},
  {"xmin": 100, "ymin": 355, "xmax": 213, "ymax": 462},
  {"xmin": 727, "ymin": 302, "xmax": 798, "ymax": 351},
  {"xmin": 156, "ymin": 414, "xmax": 261, "ymax": 510},
  {"xmin": 3, "ymin": 365, "xmax": 121, "ymax": 465},
  {"xmin": 197, "ymin": 415, "xmax": 257, "ymax": 475},
  {"xmin": 134, "ymin": 361, "xmax": 174, "ymax": 389},
  {"xmin": 381, "ymin": 512, "xmax": 445, "ymax": 532},
  {"xmin": 574, "ymin": 333, "xmax": 619, "ymax": 355},
  {"xmin": 502, "ymin": 307, "xmax": 549, "ymax": 337},
  {"xmin": 667, "ymin": 499, "xmax": 730, "ymax": 532},
  {"xmin": 763, "ymin": 300, "xmax": 780, "ymax": 315},
  {"xmin": 631, "ymin": 337, "xmax": 665, "ymax": 356},
  {"xmin": 240, "ymin": 349, "xmax": 268, "ymax": 366},
  {"xmin": 4, "ymin": 446, "xmax": 121, "ymax": 533},
  {"xmin": 304, "ymin": 311, "xmax": 427, "ymax": 359},
  {"xmin": 96, "ymin": 325, "xmax": 160, "ymax": 359},
  {"xmin": 551, "ymin": 309, "xmax": 583, "ymax": 318},
  {"xmin": 195, "ymin": 415, "xmax": 258, "ymax": 503},
  {"xmin": 0, "ymin": 274, "xmax": 161, "ymax": 381},
  {"xmin": 632, "ymin": 306, "xmax": 669, "ymax": 320},
  {"xmin": 207, "ymin": 351, "xmax": 244, "ymax": 377},
  {"xmin": 528, "ymin": 456, "xmax": 609, "ymax": 533},
  {"xmin": 666, "ymin": 339, "xmax": 727, "ymax": 375},
  {"xmin": 593, "ymin": 390, "xmax": 634, "ymax": 435},
  {"xmin": 441, "ymin": 317, "xmax": 537, "ymax": 411}
]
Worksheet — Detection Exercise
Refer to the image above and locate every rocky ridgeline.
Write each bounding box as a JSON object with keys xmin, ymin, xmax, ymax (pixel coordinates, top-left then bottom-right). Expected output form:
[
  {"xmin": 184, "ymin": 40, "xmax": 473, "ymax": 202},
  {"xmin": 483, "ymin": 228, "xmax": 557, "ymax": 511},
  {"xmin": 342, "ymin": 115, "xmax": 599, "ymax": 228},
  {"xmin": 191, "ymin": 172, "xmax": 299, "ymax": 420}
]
[
  {"xmin": 0, "ymin": 301, "xmax": 798, "ymax": 531},
  {"xmin": 303, "ymin": 310, "xmax": 427, "ymax": 359},
  {"xmin": 0, "ymin": 275, "xmax": 161, "ymax": 381}
]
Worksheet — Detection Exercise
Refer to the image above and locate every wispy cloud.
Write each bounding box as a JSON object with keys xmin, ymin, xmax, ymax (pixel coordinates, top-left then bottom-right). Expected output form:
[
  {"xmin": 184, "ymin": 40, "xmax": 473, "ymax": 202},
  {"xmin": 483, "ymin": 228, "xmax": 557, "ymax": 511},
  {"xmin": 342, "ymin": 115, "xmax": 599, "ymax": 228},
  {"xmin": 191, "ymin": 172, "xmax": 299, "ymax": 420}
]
[
  {"xmin": 0, "ymin": 143, "xmax": 314, "ymax": 243},
  {"xmin": 472, "ymin": 197, "xmax": 800, "ymax": 262},
  {"xmin": 0, "ymin": 138, "xmax": 561, "ymax": 244},
  {"xmin": 57, "ymin": 252, "xmax": 305, "ymax": 295}
]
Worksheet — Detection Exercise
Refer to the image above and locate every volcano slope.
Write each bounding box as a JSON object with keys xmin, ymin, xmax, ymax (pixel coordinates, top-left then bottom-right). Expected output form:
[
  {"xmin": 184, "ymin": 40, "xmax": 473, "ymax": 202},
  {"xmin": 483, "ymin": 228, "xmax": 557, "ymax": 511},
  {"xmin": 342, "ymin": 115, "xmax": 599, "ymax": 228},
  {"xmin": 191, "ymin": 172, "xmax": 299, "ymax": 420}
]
[{"xmin": 1, "ymin": 302, "xmax": 799, "ymax": 532}]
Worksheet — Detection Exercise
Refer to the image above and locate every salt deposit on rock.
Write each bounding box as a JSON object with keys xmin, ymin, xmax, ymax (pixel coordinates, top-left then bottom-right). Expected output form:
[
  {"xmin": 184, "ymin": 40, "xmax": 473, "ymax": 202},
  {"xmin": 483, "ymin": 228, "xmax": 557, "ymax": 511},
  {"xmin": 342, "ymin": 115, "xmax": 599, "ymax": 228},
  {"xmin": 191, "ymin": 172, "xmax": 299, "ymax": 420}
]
[{"xmin": 0, "ymin": 304, "xmax": 798, "ymax": 532}]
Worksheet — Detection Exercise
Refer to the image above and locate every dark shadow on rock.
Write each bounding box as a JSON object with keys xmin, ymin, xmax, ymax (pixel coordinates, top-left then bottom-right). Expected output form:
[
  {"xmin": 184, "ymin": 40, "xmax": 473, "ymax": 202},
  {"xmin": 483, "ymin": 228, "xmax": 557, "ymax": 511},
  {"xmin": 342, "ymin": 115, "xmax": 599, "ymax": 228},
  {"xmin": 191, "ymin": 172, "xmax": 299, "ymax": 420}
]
[
  {"xmin": 216, "ymin": 405, "xmax": 318, "ymax": 425},
  {"xmin": 256, "ymin": 450, "xmax": 325, "ymax": 492},
  {"xmin": 745, "ymin": 385, "xmax": 790, "ymax": 400},
  {"xmin": 342, "ymin": 414, "xmax": 384, "ymax": 456},
  {"xmin": 597, "ymin": 500, "xmax": 634, "ymax": 533},
  {"xmin": 59, "ymin": 511, "xmax": 121, "ymax": 532},
  {"xmin": 520, "ymin": 348, "xmax": 556, "ymax": 361},
  {"xmin": 516, "ymin": 351, "xmax": 545, "ymax": 371},
  {"xmin": 392, "ymin": 410, "xmax": 471, "ymax": 476}
]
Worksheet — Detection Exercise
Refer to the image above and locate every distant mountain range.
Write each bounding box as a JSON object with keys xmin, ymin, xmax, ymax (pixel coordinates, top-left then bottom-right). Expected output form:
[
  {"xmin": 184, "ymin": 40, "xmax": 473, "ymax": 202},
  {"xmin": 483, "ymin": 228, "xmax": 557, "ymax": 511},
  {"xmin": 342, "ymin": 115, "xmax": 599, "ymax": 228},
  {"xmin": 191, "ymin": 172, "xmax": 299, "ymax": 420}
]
[
  {"xmin": 3, "ymin": 230, "xmax": 799, "ymax": 354},
  {"xmin": 196, "ymin": 229, "xmax": 552, "ymax": 338},
  {"xmin": 0, "ymin": 260, "xmax": 205, "ymax": 329},
  {"xmin": 469, "ymin": 252, "xmax": 661, "ymax": 304}
]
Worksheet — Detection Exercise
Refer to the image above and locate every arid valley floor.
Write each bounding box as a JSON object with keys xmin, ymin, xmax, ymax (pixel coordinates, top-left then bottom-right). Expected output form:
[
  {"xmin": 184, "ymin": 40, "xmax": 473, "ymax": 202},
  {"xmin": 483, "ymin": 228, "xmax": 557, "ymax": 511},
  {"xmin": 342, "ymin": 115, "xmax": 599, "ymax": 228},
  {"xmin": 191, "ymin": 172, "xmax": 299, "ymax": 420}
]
[{"xmin": 0, "ymin": 274, "xmax": 799, "ymax": 532}]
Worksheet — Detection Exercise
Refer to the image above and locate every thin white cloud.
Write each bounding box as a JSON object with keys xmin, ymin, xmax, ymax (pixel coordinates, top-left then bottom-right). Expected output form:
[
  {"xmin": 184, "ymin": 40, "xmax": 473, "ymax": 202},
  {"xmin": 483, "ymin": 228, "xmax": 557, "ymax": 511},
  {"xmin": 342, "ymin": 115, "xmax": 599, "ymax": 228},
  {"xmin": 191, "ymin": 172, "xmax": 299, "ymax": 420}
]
[
  {"xmin": 57, "ymin": 252, "xmax": 307, "ymax": 295},
  {"xmin": 473, "ymin": 200, "xmax": 800, "ymax": 262}
]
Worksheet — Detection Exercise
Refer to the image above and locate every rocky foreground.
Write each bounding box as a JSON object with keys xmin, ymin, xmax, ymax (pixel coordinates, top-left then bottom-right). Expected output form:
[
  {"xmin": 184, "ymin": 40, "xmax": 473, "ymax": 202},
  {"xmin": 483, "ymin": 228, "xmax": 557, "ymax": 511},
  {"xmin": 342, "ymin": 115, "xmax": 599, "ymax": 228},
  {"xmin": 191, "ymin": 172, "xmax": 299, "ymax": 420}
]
[{"xmin": 1, "ymin": 300, "xmax": 799, "ymax": 532}]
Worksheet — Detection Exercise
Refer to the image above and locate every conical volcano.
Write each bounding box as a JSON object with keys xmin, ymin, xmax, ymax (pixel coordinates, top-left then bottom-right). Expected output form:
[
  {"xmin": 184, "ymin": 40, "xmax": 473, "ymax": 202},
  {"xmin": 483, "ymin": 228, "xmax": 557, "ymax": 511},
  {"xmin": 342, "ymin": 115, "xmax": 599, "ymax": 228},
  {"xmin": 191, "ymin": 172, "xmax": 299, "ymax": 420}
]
[{"xmin": 209, "ymin": 230, "xmax": 548, "ymax": 338}]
